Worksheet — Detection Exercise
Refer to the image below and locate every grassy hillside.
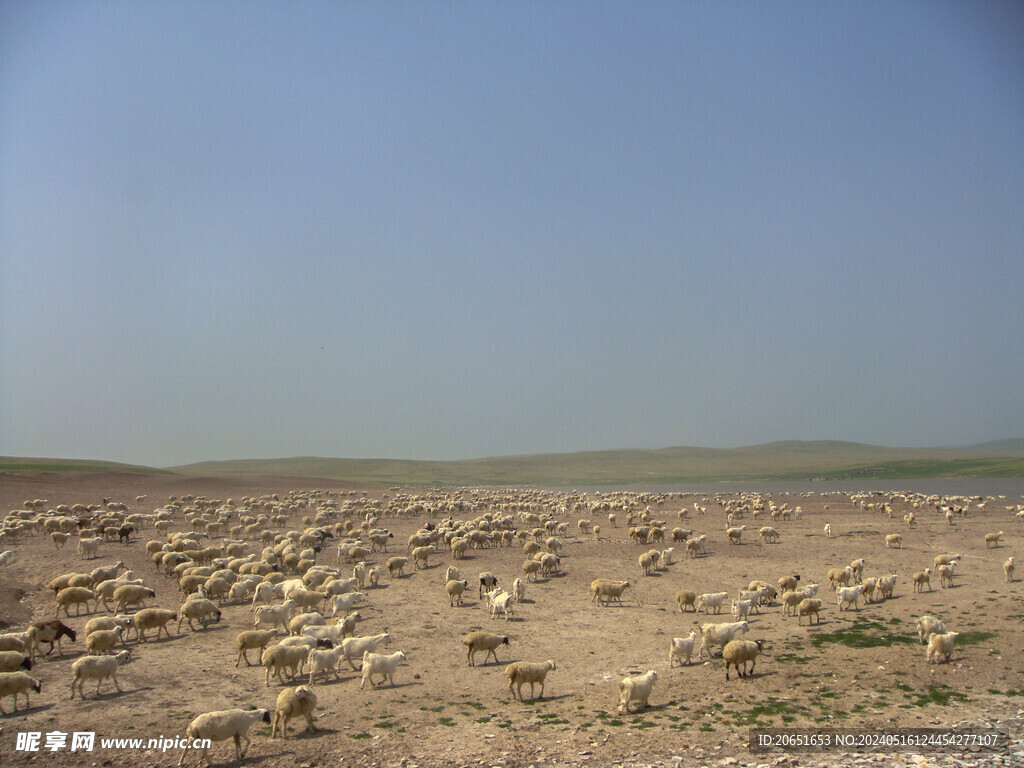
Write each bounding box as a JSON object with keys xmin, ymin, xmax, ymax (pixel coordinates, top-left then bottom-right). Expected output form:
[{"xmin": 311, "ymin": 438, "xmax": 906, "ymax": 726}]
[
  {"xmin": 0, "ymin": 457, "xmax": 174, "ymax": 475},
  {"xmin": 167, "ymin": 441, "xmax": 1024, "ymax": 486}
]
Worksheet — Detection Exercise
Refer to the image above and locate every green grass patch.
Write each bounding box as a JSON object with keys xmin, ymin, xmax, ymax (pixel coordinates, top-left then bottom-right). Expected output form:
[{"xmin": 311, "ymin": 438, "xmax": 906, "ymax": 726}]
[
  {"xmin": 810, "ymin": 617, "xmax": 915, "ymax": 649},
  {"xmin": 956, "ymin": 631, "xmax": 996, "ymax": 645},
  {"xmin": 438, "ymin": 717, "xmax": 455, "ymax": 727},
  {"xmin": 351, "ymin": 732, "xmax": 371, "ymax": 740},
  {"xmin": 907, "ymin": 685, "xmax": 969, "ymax": 707}
]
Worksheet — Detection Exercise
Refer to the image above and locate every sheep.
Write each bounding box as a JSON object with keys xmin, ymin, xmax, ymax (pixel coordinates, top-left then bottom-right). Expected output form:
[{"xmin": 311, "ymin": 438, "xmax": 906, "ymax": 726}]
[
  {"xmin": 411, "ymin": 544, "xmax": 435, "ymax": 569},
  {"xmin": 698, "ymin": 621, "xmax": 750, "ymax": 658},
  {"xmin": 385, "ymin": 556, "xmax": 409, "ymax": 577},
  {"xmin": 926, "ymin": 631, "xmax": 959, "ymax": 664},
  {"xmin": 1004, "ymin": 557, "xmax": 1015, "ymax": 583},
  {"xmin": 506, "ymin": 659, "xmax": 556, "ymax": 700},
  {"xmin": 731, "ymin": 599, "xmax": 753, "ymax": 620},
  {"xmin": 916, "ymin": 615, "xmax": 947, "ymax": 645},
  {"xmin": 797, "ymin": 598, "xmax": 823, "ymax": 625},
  {"xmin": 726, "ymin": 525, "xmax": 746, "ymax": 544},
  {"xmin": 696, "ymin": 591, "xmax": 729, "ymax": 615},
  {"xmin": 849, "ymin": 558, "xmax": 866, "ymax": 583},
  {"xmin": 511, "ymin": 577, "xmax": 527, "ymax": 603},
  {"xmin": 254, "ymin": 601, "xmax": 297, "ymax": 632},
  {"xmin": 128, "ymin": 608, "xmax": 176, "ymax": 642},
  {"xmin": 778, "ymin": 574, "xmax": 801, "ymax": 593},
  {"xmin": 885, "ymin": 533, "xmax": 903, "ymax": 549},
  {"xmin": 479, "ymin": 572, "xmax": 499, "ymax": 598},
  {"xmin": 360, "ymin": 649, "xmax": 406, "ymax": 689},
  {"xmin": 0, "ymin": 633, "xmax": 30, "ymax": 655},
  {"xmin": 462, "ymin": 631, "xmax": 509, "ymax": 666},
  {"xmin": 444, "ymin": 565, "xmax": 460, "ymax": 583},
  {"xmin": 341, "ymin": 632, "xmax": 392, "ymax": 670},
  {"xmin": 306, "ymin": 645, "xmax": 348, "ymax": 685},
  {"xmin": 329, "ymin": 592, "xmax": 363, "ymax": 617},
  {"xmin": 487, "ymin": 590, "xmax": 516, "ymax": 621},
  {"xmin": 638, "ymin": 551, "xmax": 656, "ymax": 575},
  {"xmin": 177, "ymin": 708, "xmax": 272, "ymax": 766},
  {"xmin": 618, "ymin": 669, "xmax": 657, "ymax": 713},
  {"xmin": 522, "ymin": 559, "xmax": 542, "ymax": 581},
  {"xmin": 938, "ymin": 561, "xmax": 958, "ymax": 588},
  {"xmin": 675, "ymin": 589, "xmax": 697, "ymax": 612},
  {"xmin": 985, "ymin": 531, "xmax": 1003, "ymax": 548},
  {"xmin": 235, "ymin": 629, "xmax": 279, "ymax": 667},
  {"xmin": 837, "ymin": 585, "xmax": 865, "ymax": 611},
  {"xmin": 177, "ymin": 598, "xmax": 223, "ymax": 632},
  {"xmin": 0, "ymin": 651, "xmax": 32, "ymax": 672},
  {"xmin": 933, "ymin": 553, "xmax": 962, "ymax": 568},
  {"xmin": 27, "ymin": 619, "xmax": 77, "ymax": 659},
  {"xmin": 85, "ymin": 626, "xmax": 126, "ymax": 655},
  {"xmin": 272, "ymin": 685, "xmax": 317, "ymax": 738},
  {"xmin": 288, "ymin": 611, "xmax": 327, "ymax": 637},
  {"xmin": 723, "ymin": 638, "xmax": 765, "ymax": 680},
  {"xmin": 262, "ymin": 644, "xmax": 311, "ymax": 686},
  {"xmin": 823, "ymin": 523, "xmax": 833, "ymax": 539},
  {"xmin": 55, "ymin": 586, "xmax": 95, "ymax": 617},
  {"xmin": 590, "ymin": 579, "xmax": 630, "ymax": 606},
  {"xmin": 0, "ymin": 671, "xmax": 42, "ymax": 714},
  {"xmin": 828, "ymin": 566, "xmax": 854, "ymax": 590},
  {"xmin": 112, "ymin": 584, "xmax": 156, "ymax": 613},
  {"xmin": 759, "ymin": 526, "xmax": 780, "ymax": 543},
  {"xmin": 78, "ymin": 536, "xmax": 103, "ymax": 559},
  {"xmin": 874, "ymin": 573, "xmax": 897, "ymax": 601},
  {"xmin": 912, "ymin": 569, "xmax": 933, "ymax": 593},
  {"xmin": 781, "ymin": 591, "xmax": 805, "ymax": 617},
  {"xmin": 668, "ymin": 631, "xmax": 697, "ymax": 667},
  {"xmin": 69, "ymin": 649, "xmax": 131, "ymax": 698}
]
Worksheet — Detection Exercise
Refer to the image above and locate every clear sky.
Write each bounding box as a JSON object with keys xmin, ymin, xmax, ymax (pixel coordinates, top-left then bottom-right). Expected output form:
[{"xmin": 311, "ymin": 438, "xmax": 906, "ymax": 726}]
[{"xmin": 2, "ymin": 2, "xmax": 1022, "ymax": 467}]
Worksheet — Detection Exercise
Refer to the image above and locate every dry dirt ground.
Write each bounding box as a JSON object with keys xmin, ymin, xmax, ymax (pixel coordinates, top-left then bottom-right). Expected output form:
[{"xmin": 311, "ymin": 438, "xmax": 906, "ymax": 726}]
[{"xmin": 1, "ymin": 472, "xmax": 1023, "ymax": 768}]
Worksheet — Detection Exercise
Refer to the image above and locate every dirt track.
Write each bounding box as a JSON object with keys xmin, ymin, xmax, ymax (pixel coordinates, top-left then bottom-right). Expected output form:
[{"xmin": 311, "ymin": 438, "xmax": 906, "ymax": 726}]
[{"xmin": 1, "ymin": 472, "xmax": 1022, "ymax": 768}]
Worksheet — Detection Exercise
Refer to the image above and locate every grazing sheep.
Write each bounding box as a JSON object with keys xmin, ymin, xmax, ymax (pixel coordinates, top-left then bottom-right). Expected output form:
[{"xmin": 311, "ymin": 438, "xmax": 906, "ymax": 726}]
[
  {"xmin": 462, "ymin": 631, "xmax": 509, "ymax": 666},
  {"xmin": 912, "ymin": 569, "xmax": 933, "ymax": 593},
  {"xmin": 590, "ymin": 579, "xmax": 631, "ymax": 606},
  {"xmin": 177, "ymin": 598, "xmax": 222, "ymax": 632},
  {"xmin": 506, "ymin": 659, "xmax": 556, "ymax": 700},
  {"xmin": 675, "ymin": 590, "xmax": 697, "ymax": 612},
  {"xmin": 797, "ymin": 598, "xmax": 822, "ymax": 625},
  {"xmin": 27, "ymin": 619, "xmax": 77, "ymax": 659},
  {"xmin": 235, "ymin": 629, "xmax": 279, "ymax": 667},
  {"xmin": 723, "ymin": 639, "xmax": 765, "ymax": 680},
  {"xmin": 360, "ymin": 649, "xmax": 406, "ymax": 689},
  {"xmin": 837, "ymin": 585, "xmax": 865, "ymax": 611},
  {"xmin": 938, "ymin": 561, "xmax": 958, "ymax": 588},
  {"xmin": 916, "ymin": 615, "xmax": 947, "ymax": 645},
  {"xmin": 69, "ymin": 649, "xmax": 131, "ymax": 698},
  {"xmin": 696, "ymin": 591, "xmax": 729, "ymax": 615},
  {"xmin": 0, "ymin": 651, "xmax": 32, "ymax": 673},
  {"xmin": 885, "ymin": 533, "xmax": 903, "ymax": 549},
  {"xmin": 985, "ymin": 531, "xmax": 1004, "ymax": 548},
  {"xmin": 926, "ymin": 631, "xmax": 959, "ymax": 664},
  {"xmin": 0, "ymin": 671, "xmax": 42, "ymax": 714},
  {"xmin": 177, "ymin": 708, "xmax": 271, "ymax": 766},
  {"xmin": 340, "ymin": 632, "xmax": 392, "ymax": 671},
  {"xmin": 618, "ymin": 669, "xmax": 657, "ymax": 713},
  {"xmin": 668, "ymin": 632, "xmax": 697, "ymax": 667},
  {"xmin": 112, "ymin": 584, "xmax": 156, "ymax": 613},
  {"xmin": 262, "ymin": 644, "xmax": 311, "ymax": 686},
  {"xmin": 446, "ymin": 579, "xmax": 470, "ymax": 607},
  {"xmin": 55, "ymin": 586, "xmax": 95, "ymax": 617},
  {"xmin": 411, "ymin": 545, "xmax": 435, "ymax": 569},
  {"xmin": 1004, "ymin": 557, "xmax": 1015, "ymax": 583},
  {"xmin": 272, "ymin": 685, "xmax": 317, "ymax": 738},
  {"xmin": 759, "ymin": 526, "xmax": 780, "ymax": 543},
  {"xmin": 698, "ymin": 621, "xmax": 750, "ymax": 659},
  {"xmin": 134, "ymin": 608, "xmax": 178, "ymax": 641}
]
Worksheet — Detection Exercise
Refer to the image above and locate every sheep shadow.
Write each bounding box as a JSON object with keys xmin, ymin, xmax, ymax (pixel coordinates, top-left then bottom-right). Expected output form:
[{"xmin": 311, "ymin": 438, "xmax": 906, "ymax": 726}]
[
  {"xmin": 0, "ymin": 702, "xmax": 54, "ymax": 718},
  {"xmin": 362, "ymin": 680, "xmax": 423, "ymax": 690}
]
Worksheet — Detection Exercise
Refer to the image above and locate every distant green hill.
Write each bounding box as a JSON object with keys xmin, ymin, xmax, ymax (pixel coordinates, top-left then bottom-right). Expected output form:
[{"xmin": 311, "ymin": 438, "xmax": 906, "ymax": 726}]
[{"xmin": 6, "ymin": 441, "xmax": 1024, "ymax": 486}]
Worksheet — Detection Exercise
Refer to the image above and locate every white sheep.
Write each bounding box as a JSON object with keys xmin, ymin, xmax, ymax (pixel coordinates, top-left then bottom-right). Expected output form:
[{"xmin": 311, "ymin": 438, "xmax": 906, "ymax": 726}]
[
  {"xmin": 912, "ymin": 569, "xmax": 933, "ymax": 593},
  {"xmin": 723, "ymin": 639, "xmax": 764, "ymax": 680},
  {"xmin": 511, "ymin": 577, "xmax": 526, "ymax": 603},
  {"xmin": 618, "ymin": 669, "xmax": 657, "ymax": 713},
  {"xmin": 488, "ymin": 590, "xmax": 515, "ymax": 621},
  {"xmin": 272, "ymin": 685, "xmax": 317, "ymax": 738},
  {"xmin": 916, "ymin": 615, "xmax": 947, "ymax": 645},
  {"xmin": 262, "ymin": 644, "xmax": 311, "ymax": 686},
  {"xmin": 177, "ymin": 708, "xmax": 271, "ymax": 766},
  {"xmin": 341, "ymin": 632, "xmax": 392, "ymax": 670},
  {"xmin": 874, "ymin": 574, "xmax": 897, "ymax": 601},
  {"xmin": 696, "ymin": 591, "xmax": 729, "ymax": 615},
  {"xmin": 0, "ymin": 670, "xmax": 42, "ymax": 713},
  {"xmin": 478, "ymin": 572, "xmax": 499, "ymax": 597},
  {"xmin": 837, "ymin": 585, "xmax": 865, "ymax": 611},
  {"xmin": 505, "ymin": 659, "xmax": 556, "ymax": 699},
  {"xmin": 329, "ymin": 592, "xmax": 363, "ymax": 617},
  {"xmin": 307, "ymin": 646, "xmax": 347, "ymax": 685},
  {"xmin": 69, "ymin": 649, "xmax": 131, "ymax": 698},
  {"xmin": 668, "ymin": 631, "xmax": 697, "ymax": 667},
  {"xmin": 759, "ymin": 527, "xmax": 780, "ymax": 543},
  {"xmin": 731, "ymin": 599, "xmax": 753, "ymax": 620},
  {"xmin": 177, "ymin": 598, "xmax": 222, "ymax": 632},
  {"xmin": 937, "ymin": 561, "xmax": 958, "ymax": 588},
  {"xmin": 726, "ymin": 525, "xmax": 746, "ymax": 544},
  {"xmin": 235, "ymin": 629, "xmax": 279, "ymax": 667},
  {"xmin": 926, "ymin": 631, "xmax": 959, "ymax": 664},
  {"xmin": 304, "ymin": 612, "xmax": 360, "ymax": 645},
  {"xmin": 933, "ymin": 553, "xmax": 962, "ymax": 568},
  {"xmin": 360, "ymin": 649, "xmax": 406, "ymax": 689},
  {"xmin": 1004, "ymin": 557, "xmax": 1015, "ymax": 583},
  {"xmin": 885, "ymin": 533, "xmax": 903, "ymax": 549},
  {"xmin": 698, "ymin": 621, "xmax": 750, "ymax": 658},
  {"xmin": 823, "ymin": 523, "xmax": 833, "ymax": 539},
  {"xmin": 590, "ymin": 579, "xmax": 630, "ymax": 606},
  {"xmin": 85, "ymin": 626, "xmax": 126, "ymax": 655},
  {"xmin": 462, "ymin": 631, "xmax": 509, "ymax": 666}
]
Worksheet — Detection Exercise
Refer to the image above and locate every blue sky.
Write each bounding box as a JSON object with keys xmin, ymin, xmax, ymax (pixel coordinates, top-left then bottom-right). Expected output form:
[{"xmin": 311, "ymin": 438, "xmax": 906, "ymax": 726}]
[{"xmin": 2, "ymin": 2, "xmax": 1022, "ymax": 466}]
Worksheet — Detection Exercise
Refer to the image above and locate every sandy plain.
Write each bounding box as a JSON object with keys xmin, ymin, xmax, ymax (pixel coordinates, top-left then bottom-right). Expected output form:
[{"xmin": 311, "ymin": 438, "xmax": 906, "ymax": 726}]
[{"xmin": 0, "ymin": 471, "xmax": 1022, "ymax": 768}]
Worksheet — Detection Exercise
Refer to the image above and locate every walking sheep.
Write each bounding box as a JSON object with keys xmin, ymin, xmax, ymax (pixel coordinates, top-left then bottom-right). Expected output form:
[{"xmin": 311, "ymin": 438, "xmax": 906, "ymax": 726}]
[
  {"xmin": 272, "ymin": 685, "xmax": 317, "ymax": 738},
  {"xmin": 618, "ymin": 670, "xmax": 657, "ymax": 713},
  {"xmin": 177, "ymin": 708, "xmax": 271, "ymax": 766},
  {"xmin": 505, "ymin": 660, "xmax": 556, "ymax": 700},
  {"xmin": 723, "ymin": 639, "xmax": 764, "ymax": 680}
]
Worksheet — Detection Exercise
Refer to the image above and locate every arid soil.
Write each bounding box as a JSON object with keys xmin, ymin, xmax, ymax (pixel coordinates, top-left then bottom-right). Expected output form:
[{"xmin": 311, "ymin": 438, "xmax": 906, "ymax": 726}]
[{"xmin": 1, "ymin": 472, "xmax": 1022, "ymax": 768}]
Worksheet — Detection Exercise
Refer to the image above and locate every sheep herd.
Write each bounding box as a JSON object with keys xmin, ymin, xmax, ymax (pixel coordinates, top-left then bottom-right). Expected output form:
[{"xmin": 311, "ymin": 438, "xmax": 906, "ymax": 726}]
[{"xmin": 0, "ymin": 483, "xmax": 1022, "ymax": 765}]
